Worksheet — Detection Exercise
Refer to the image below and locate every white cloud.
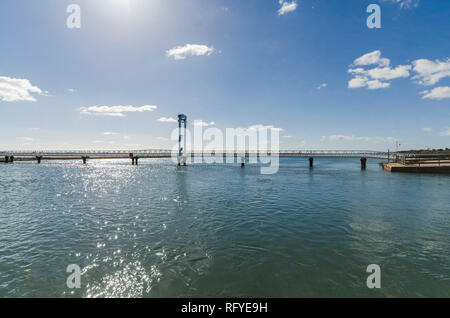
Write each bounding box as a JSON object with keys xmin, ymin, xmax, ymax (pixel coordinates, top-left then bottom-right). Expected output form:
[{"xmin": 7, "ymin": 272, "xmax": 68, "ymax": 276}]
[
  {"xmin": 0, "ymin": 76, "xmax": 48, "ymax": 102},
  {"xmin": 348, "ymin": 77, "xmax": 391, "ymax": 90},
  {"xmin": 278, "ymin": 1, "xmax": 297, "ymax": 16},
  {"xmin": 248, "ymin": 124, "xmax": 283, "ymax": 132},
  {"xmin": 412, "ymin": 58, "xmax": 450, "ymax": 86},
  {"xmin": 420, "ymin": 86, "xmax": 450, "ymax": 100},
  {"xmin": 366, "ymin": 65, "xmax": 411, "ymax": 81},
  {"xmin": 317, "ymin": 83, "xmax": 327, "ymax": 90},
  {"xmin": 348, "ymin": 51, "xmax": 411, "ymax": 90},
  {"xmin": 68, "ymin": 88, "xmax": 77, "ymax": 93},
  {"xmin": 282, "ymin": 135, "xmax": 292, "ymax": 138},
  {"xmin": 103, "ymin": 132, "xmax": 120, "ymax": 135},
  {"xmin": 328, "ymin": 135, "xmax": 396, "ymax": 143},
  {"xmin": 440, "ymin": 129, "xmax": 450, "ymax": 136},
  {"xmin": 194, "ymin": 120, "xmax": 215, "ymax": 127},
  {"xmin": 352, "ymin": 50, "xmax": 390, "ymax": 67},
  {"xmin": 166, "ymin": 44, "xmax": 214, "ymax": 60},
  {"xmin": 80, "ymin": 105, "xmax": 157, "ymax": 117},
  {"xmin": 158, "ymin": 117, "xmax": 177, "ymax": 123},
  {"xmin": 17, "ymin": 137, "xmax": 34, "ymax": 142},
  {"xmin": 421, "ymin": 128, "xmax": 432, "ymax": 132},
  {"xmin": 383, "ymin": 0, "xmax": 419, "ymax": 9}
]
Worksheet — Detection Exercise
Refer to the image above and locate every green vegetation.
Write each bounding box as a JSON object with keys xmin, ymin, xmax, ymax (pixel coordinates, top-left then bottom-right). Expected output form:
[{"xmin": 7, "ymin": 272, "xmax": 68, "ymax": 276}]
[{"xmin": 400, "ymin": 148, "xmax": 450, "ymax": 154}]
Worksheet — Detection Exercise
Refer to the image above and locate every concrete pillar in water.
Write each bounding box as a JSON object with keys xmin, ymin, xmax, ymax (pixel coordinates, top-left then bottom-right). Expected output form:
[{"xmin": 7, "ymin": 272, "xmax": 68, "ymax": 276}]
[
  {"xmin": 241, "ymin": 156, "xmax": 245, "ymax": 167},
  {"xmin": 135, "ymin": 157, "xmax": 139, "ymax": 165},
  {"xmin": 309, "ymin": 157, "xmax": 314, "ymax": 168},
  {"xmin": 361, "ymin": 157, "xmax": 367, "ymax": 170},
  {"xmin": 82, "ymin": 156, "xmax": 87, "ymax": 164},
  {"xmin": 10, "ymin": 156, "xmax": 14, "ymax": 163},
  {"xmin": 36, "ymin": 156, "xmax": 42, "ymax": 164},
  {"xmin": 4, "ymin": 156, "xmax": 9, "ymax": 163}
]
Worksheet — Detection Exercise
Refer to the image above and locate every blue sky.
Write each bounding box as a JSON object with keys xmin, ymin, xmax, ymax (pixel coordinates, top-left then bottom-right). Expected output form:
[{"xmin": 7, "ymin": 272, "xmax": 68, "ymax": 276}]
[{"xmin": 0, "ymin": 0, "xmax": 449, "ymax": 151}]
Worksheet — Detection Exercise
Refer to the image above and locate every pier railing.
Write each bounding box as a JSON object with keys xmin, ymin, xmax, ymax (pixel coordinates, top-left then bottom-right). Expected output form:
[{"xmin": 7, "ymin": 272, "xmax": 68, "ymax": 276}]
[
  {"xmin": 0, "ymin": 149, "xmax": 392, "ymax": 159},
  {"xmin": 394, "ymin": 153, "xmax": 450, "ymax": 166}
]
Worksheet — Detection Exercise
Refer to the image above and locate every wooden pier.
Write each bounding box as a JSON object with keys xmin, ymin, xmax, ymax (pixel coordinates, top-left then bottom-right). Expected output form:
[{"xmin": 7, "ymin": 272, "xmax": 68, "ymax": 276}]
[{"xmin": 381, "ymin": 154, "xmax": 450, "ymax": 174}]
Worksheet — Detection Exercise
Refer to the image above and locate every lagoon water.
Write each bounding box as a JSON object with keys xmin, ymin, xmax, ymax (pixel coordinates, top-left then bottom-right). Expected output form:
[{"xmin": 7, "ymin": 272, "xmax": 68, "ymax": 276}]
[{"xmin": 0, "ymin": 158, "xmax": 449, "ymax": 297}]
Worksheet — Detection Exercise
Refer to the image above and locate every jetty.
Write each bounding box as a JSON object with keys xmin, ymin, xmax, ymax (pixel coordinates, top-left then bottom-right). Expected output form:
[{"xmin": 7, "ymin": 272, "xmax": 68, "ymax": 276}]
[
  {"xmin": 0, "ymin": 150, "xmax": 389, "ymax": 168},
  {"xmin": 381, "ymin": 154, "xmax": 450, "ymax": 174}
]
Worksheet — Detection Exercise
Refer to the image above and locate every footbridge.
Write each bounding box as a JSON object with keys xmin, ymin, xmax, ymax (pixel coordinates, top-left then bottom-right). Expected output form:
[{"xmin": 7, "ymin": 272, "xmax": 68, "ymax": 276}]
[{"xmin": 0, "ymin": 149, "xmax": 393, "ymax": 163}]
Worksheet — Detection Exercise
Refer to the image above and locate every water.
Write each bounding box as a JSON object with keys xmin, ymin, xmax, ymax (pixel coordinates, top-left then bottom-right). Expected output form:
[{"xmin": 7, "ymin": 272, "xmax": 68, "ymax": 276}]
[{"xmin": 0, "ymin": 158, "xmax": 449, "ymax": 297}]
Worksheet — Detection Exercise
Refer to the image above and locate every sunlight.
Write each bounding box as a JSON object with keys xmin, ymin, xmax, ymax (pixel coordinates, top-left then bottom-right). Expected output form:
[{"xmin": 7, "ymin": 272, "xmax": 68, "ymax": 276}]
[{"xmin": 110, "ymin": 0, "xmax": 133, "ymax": 13}]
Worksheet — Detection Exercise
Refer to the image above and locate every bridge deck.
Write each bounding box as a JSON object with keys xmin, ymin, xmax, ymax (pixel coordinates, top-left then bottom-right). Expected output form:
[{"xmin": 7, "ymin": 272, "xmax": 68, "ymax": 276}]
[{"xmin": 0, "ymin": 150, "xmax": 391, "ymax": 163}]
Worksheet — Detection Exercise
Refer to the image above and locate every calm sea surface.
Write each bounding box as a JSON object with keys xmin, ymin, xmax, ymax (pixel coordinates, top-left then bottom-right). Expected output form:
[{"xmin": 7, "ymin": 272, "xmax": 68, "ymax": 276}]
[{"xmin": 0, "ymin": 158, "xmax": 449, "ymax": 297}]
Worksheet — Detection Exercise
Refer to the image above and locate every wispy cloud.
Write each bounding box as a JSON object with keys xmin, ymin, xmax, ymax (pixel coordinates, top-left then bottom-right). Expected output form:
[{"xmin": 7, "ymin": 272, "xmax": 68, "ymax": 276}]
[
  {"xmin": 348, "ymin": 50, "xmax": 411, "ymax": 90},
  {"xmin": 328, "ymin": 134, "xmax": 396, "ymax": 143},
  {"xmin": 194, "ymin": 120, "xmax": 215, "ymax": 127},
  {"xmin": 421, "ymin": 128, "xmax": 432, "ymax": 132},
  {"xmin": 158, "ymin": 117, "xmax": 177, "ymax": 123},
  {"xmin": 68, "ymin": 88, "xmax": 77, "ymax": 93},
  {"xmin": 17, "ymin": 137, "xmax": 34, "ymax": 142},
  {"xmin": 0, "ymin": 76, "xmax": 48, "ymax": 102},
  {"xmin": 248, "ymin": 124, "xmax": 283, "ymax": 132},
  {"xmin": 440, "ymin": 128, "xmax": 450, "ymax": 137},
  {"xmin": 80, "ymin": 105, "xmax": 157, "ymax": 117},
  {"xmin": 278, "ymin": 1, "xmax": 297, "ymax": 16},
  {"xmin": 167, "ymin": 44, "xmax": 214, "ymax": 60},
  {"xmin": 383, "ymin": 0, "xmax": 419, "ymax": 9},
  {"xmin": 316, "ymin": 83, "xmax": 327, "ymax": 90}
]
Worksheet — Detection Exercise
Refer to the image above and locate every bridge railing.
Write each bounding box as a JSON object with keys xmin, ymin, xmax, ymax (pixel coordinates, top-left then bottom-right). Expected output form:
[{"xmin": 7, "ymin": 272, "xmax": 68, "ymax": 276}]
[{"xmin": 1, "ymin": 149, "xmax": 394, "ymax": 159}]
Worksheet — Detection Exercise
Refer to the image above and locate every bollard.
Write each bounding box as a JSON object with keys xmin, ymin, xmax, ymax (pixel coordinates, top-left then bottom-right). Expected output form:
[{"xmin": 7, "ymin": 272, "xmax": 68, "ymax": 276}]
[
  {"xmin": 309, "ymin": 157, "xmax": 314, "ymax": 168},
  {"xmin": 361, "ymin": 157, "xmax": 367, "ymax": 170}
]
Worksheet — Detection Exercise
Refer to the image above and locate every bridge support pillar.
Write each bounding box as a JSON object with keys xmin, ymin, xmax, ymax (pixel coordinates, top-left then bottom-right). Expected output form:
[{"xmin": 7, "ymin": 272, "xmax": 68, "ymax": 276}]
[
  {"xmin": 36, "ymin": 156, "xmax": 42, "ymax": 164},
  {"xmin": 4, "ymin": 156, "xmax": 9, "ymax": 163},
  {"xmin": 361, "ymin": 157, "xmax": 367, "ymax": 170},
  {"xmin": 82, "ymin": 156, "xmax": 88, "ymax": 164},
  {"xmin": 309, "ymin": 157, "xmax": 314, "ymax": 168},
  {"xmin": 241, "ymin": 156, "xmax": 245, "ymax": 167},
  {"xmin": 10, "ymin": 156, "xmax": 14, "ymax": 163}
]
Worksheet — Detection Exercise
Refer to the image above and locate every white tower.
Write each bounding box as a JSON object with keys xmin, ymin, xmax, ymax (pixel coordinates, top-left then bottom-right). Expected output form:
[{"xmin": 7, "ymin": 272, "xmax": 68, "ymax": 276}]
[{"xmin": 178, "ymin": 114, "xmax": 187, "ymax": 166}]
